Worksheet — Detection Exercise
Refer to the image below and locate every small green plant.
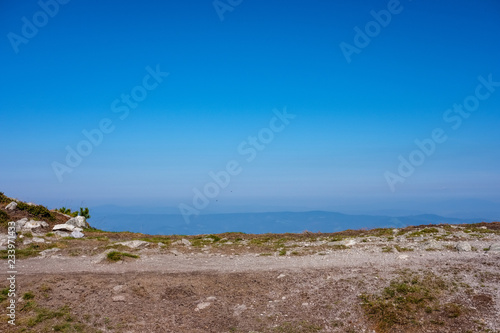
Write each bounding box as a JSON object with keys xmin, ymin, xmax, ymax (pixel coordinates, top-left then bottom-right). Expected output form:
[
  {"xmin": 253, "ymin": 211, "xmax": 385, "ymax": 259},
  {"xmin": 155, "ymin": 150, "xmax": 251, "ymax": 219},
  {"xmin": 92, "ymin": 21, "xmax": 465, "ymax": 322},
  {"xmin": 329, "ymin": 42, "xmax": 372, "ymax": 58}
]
[
  {"xmin": 395, "ymin": 245, "xmax": 414, "ymax": 252},
  {"xmin": 23, "ymin": 291, "xmax": 35, "ymax": 300},
  {"xmin": 79, "ymin": 207, "xmax": 91, "ymax": 219},
  {"xmin": 107, "ymin": 251, "xmax": 139, "ymax": 262},
  {"xmin": 0, "ymin": 210, "xmax": 10, "ymax": 228},
  {"xmin": 279, "ymin": 248, "xmax": 287, "ymax": 256}
]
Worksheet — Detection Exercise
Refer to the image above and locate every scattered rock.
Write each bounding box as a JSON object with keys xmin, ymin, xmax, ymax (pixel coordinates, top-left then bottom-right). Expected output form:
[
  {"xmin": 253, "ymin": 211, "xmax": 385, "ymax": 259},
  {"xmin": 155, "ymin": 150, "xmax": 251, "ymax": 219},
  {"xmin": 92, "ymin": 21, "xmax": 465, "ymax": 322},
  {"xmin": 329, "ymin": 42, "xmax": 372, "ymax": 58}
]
[
  {"xmin": 15, "ymin": 218, "xmax": 29, "ymax": 232},
  {"xmin": 53, "ymin": 224, "xmax": 75, "ymax": 232},
  {"xmin": 116, "ymin": 240, "xmax": 149, "ymax": 248},
  {"xmin": 113, "ymin": 285, "xmax": 125, "ymax": 292},
  {"xmin": 233, "ymin": 304, "xmax": 247, "ymax": 316},
  {"xmin": 456, "ymin": 242, "xmax": 472, "ymax": 252},
  {"xmin": 206, "ymin": 296, "xmax": 217, "ymax": 302},
  {"xmin": 170, "ymin": 249, "xmax": 182, "ymax": 256},
  {"xmin": 181, "ymin": 238, "xmax": 191, "ymax": 246},
  {"xmin": 112, "ymin": 295, "xmax": 126, "ymax": 302},
  {"xmin": 195, "ymin": 302, "xmax": 211, "ymax": 311},
  {"xmin": 53, "ymin": 231, "xmax": 71, "ymax": 237},
  {"xmin": 488, "ymin": 243, "xmax": 500, "ymax": 252},
  {"xmin": 32, "ymin": 237, "xmax": 46, "ymax": 243},
  {"xmin": 277, "ymin": 274, "xmax": 286, "ymax": 279},
  {"xmin": 66, "ymin": 216, "xmax": 88, "ymax": 228},
  {"xmin": 39, "ymin": 248, "xmax": 60, "ymax": 257},
  {"xmin": 5, "ymin": 201, "xmax": 17, "ymax": 210},
  {"xmin": 343, "ymin": 239, "xmax": 357, "ymax": 247},
  {"xmin": 398, "ymin": 255, "xmax": 409, "ymax": 260},
  {"xmin": 71, "ymin": 230, "xmax": 85, "ymax": 239}
]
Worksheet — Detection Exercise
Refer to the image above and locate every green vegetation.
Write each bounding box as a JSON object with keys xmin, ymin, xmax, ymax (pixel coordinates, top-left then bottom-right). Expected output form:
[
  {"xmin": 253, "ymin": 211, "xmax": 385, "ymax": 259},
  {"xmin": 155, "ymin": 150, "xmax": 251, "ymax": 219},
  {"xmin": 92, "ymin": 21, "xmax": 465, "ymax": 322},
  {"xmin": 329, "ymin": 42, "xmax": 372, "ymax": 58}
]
[
  {"xmin": 56, "ymin": 207, "xmax": 79, "ymax": 217},
  {"xmin": 23, "ymin": 291, "xmax": 35, "ymax": 300},
  {"xmin": 360, "ymin": 271, "xmax": 464, "ymax": 332},
  {"xmin": 0, "ymin": 287, "xmax": 9, "ymax": 303},
  {"xmin": 17, "ymin": 201, "xmax": 56, "ymax": 221},
  {"xmin": 394, "ymin": 245, "xmax": 414, "ymax": 252},
  {"xmin": 0, "ymin": 209, "xmax": 10, "ymax": 228},
  {"xmin": 106, "ymin": 251, "xmax": 139, "ymax": 262},
  {"xmin": 408, "ymin": 228, "xmax": 439, "ymax": 238}
]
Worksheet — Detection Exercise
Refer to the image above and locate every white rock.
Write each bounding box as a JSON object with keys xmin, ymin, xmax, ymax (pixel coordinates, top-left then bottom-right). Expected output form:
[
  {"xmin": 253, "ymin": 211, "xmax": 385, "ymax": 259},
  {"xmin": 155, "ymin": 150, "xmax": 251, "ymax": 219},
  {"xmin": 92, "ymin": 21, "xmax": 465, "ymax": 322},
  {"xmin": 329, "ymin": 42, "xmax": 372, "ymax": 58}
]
[
  {"xmin": 23, "ymin": 220, "xmax": 43, "ymax": 230},
  {"xmin": 53, "ymin": 231, "xmax": 71, "ymax": 237},
  {"xmin": 113, "ymin": 285, "xmax": 125, "ymax": 292},
  {"xmin": 39, "ymin": 248, "xmax": 60, "ymax": 257},
  {"xmin": 277, "ymin": 274, "xmax": 286, "ymax": 279},
  {"xmin": 112, "ymin": 295, "xmax": 126, "ymax": 302},
  {"xmin": 488, "ymin": 243, "xmax": 500, "ymax": 252},
  {"xmin": 206, "ymin": 296, "xmax": 217, "ymax": 301},
  {"xmin": 32, "ymin": 237, "xmax": 46, "ymax": 243},
  {"xmin": 343, "ymin": 239, "xmax": 357, "ymax": 246},
  {"xmin": 71, "ymin": 230, "xmax": 84, "ymax": 238},
  {"xmin": 15, "ymin": 218, "xmax": 29, "ymax": 232},
  {"xmin": 116, "ymin": 240, "xmax": 149, "ymax": 248},
  {"xmin": 398, "ymin": 255, "xmax": 409, "ymax": 260},
  {"xmin": 233, "ymin": 304, "xmax": 247, "ymax": 316},
  {"xmin": 181, "ymin": 238, "xmax": 191, "ymax": 246},
  {"xmin": 195, "ymin": 302, "xmax": 211, "ymax": 311},
  {"xmin": 53, "ymin": 224, "xmax": 75, "ymax": 232},
  {"xmin": 5, "ymin": 202, "xmax": 17, "ymax": 210},
  {"xmin": 170, "ymin": 249, "xmax": 182, "ymax": 256},
  {"xmin": 456, "ymin": 242, "xmax": 471, "ymax": 252},
  {"xmin": 66, "ymin": 216, "xmax": 88, "ymax": 228}
]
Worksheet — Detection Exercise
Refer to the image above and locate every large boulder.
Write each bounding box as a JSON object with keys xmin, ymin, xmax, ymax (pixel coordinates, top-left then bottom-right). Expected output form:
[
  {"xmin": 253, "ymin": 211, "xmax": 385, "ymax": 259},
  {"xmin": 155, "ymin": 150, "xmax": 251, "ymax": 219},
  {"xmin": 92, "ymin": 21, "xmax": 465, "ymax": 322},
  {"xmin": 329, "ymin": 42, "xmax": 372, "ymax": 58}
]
[
  {"xmin": 66, "ymin": 216, "xmax": 88, "ymax": 228},
  {"xmin": 5, "ymin": 201, "xmax": 17, "ymax": 210},
  {"xmin": 53, "ymin": 224, "xmax": 75, "ymax": 232},
  {"xmin": 15, "ymin": 218, "xmax": 29, "ymax": 232}
]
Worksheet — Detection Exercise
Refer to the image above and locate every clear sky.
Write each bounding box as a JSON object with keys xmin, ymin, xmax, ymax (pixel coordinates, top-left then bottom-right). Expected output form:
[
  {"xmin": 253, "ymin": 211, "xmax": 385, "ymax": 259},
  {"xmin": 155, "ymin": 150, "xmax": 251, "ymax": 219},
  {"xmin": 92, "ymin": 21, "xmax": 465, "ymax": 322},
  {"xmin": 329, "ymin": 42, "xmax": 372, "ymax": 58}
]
[{"xmin": 1, "ymin": 0, "xmax": 499, "ymax": 217}]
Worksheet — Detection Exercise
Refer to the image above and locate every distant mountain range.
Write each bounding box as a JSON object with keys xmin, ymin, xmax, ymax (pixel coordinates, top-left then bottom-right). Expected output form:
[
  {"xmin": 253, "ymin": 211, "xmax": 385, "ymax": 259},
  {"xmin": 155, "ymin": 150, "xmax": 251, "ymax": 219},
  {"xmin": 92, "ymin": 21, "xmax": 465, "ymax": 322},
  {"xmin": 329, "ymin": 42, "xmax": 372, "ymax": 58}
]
[{"xmin": 89, "ymin": 210, "xmax": 491, "ymax": 235}]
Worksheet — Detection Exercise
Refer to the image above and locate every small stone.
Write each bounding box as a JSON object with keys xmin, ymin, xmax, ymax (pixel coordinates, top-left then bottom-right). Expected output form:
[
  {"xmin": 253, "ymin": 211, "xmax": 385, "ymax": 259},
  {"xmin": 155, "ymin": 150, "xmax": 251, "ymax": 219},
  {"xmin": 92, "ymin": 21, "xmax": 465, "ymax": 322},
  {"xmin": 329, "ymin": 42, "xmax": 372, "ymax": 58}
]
[
  {"xmin": 32, "ymin": 237, "xmax": 45, "ymax": 243},
  {"xmin": 5, "ymin": 202, "xmax": 17, "ymax": 210},
  {"xmin": 206, "ymin": 296, "xmax": 217, "ymax": 301},
  {"xmin": 115, "ymin": 240, "xmax": 149, "ymax": 248},
  {"xmin": 53, "ymin": 224, "xmax": 75, "ymax": 232},
  {"xmin": 112, "ymin": 295, "xmax": 126, "ymax": 302},
  {"xmin": 456, "ymin": 242, "xmax": 471, "ymax": 252},
  {"xmin": 195, "ymin": 302, "xmax": 211, "ymax": 311},
  {"xmin": 181, "ymin": 238, "xmax": 191, "ymax": 246},
  {"xmin": 398, "ymin": 255, "xmax": 409, "ymax": 260},
  {"xmin": 113, "ymin": 285, "xmax": 125, "ymax": 292},
  {"xmin": 488, "ymin": 243, "xmax": 500, "ymax": 252},
  {"xmin": 277, "ymin": 274, "xmax": 286, "ymax": 279},
  {"xmin": 71, "ymin": 230, "xmax": 84, "ymax": 239}
]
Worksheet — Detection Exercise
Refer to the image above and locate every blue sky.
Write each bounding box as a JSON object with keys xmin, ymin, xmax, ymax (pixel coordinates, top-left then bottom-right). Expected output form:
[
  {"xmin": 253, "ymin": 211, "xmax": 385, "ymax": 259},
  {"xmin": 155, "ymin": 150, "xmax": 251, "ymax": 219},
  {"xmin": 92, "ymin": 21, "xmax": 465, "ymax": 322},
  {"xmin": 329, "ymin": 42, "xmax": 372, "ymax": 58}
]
[{"xmin": 1, "ymin": 0, "xmax": 499, "ymax": 217}]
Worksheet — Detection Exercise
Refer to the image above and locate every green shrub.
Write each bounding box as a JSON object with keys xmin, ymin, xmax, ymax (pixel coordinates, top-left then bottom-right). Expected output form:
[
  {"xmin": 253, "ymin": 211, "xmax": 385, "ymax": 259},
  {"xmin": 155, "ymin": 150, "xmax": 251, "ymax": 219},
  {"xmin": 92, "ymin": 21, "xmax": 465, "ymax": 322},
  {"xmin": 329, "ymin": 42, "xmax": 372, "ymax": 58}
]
[
  {"xmin": 17, "ymin": 202, "xmax": 55, "ymax": 221},
  {"xmin": 106, "ymin": 251, "xmax": 139, "ymax": 262},
  {"xmin": 79, "ymin": 207, "xmax": 91, "ymax": 219}
]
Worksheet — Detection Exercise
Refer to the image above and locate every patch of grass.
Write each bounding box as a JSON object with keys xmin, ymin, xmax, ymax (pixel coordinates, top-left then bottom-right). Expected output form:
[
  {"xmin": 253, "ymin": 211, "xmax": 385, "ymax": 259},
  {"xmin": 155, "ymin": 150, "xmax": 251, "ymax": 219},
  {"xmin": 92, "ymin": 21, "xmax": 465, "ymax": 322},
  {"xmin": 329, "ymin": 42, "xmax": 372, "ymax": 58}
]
[
  {"xmin": 45, "ymin": 232, "xmax": 55, "ymax": 237},
  {"xmin": 1, "ymin": 242, "xmax": 61, "ymax": 259},
  {"xmin": 371, "ymin": 228, "xmax": 393, "ymax": 237},
  {"xmin": 382, "ymin": 246, "xmax": 393, "ymax": 253},
  {"xmin": 408, "ymin": 228, "xmax": 439, "ymax": 238},
  {"xmin": 279, "ymin": 248, "xmax": 287, "ymax": 256},
  {"xmin": 206, "ymin": 234, "xmax": 221, "ymax": 242},
  {"xmin": 17, "ymin": 201, "xmax": 56, "ymax": 221},
  {"xmin": 106, "ymin": 251, "xmax": 139, "ymax": 262},
  {"xmin": 0, "ymin": 287, "xmax": 9, "ymax": 302},
  {"xmin": 0, "ymin": 209, "xmax": 10, "ymax": 228},
  {"xmin": 395, "ymin": 245, "xmax": 414, "ymax": 252},
  {"xmin": 23, "ymin": 291, "xmax": 35, "ymax": 300},
  {"xmin": 360, "ymin": 271, "xmax": 463, "ymax": 332},
  {"xmin": 259, "ymin": 253, "xmax": 272, "ymax": 256}
]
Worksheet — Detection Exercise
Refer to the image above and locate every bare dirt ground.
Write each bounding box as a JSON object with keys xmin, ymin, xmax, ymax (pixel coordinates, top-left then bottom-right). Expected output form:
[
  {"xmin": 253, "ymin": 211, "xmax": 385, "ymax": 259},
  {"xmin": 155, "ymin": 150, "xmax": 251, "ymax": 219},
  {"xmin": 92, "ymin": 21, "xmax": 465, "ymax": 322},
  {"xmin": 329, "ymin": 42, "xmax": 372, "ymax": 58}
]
[{"xmin": 1, "ymin": 198, "xmax": 500, "ymax": 332}]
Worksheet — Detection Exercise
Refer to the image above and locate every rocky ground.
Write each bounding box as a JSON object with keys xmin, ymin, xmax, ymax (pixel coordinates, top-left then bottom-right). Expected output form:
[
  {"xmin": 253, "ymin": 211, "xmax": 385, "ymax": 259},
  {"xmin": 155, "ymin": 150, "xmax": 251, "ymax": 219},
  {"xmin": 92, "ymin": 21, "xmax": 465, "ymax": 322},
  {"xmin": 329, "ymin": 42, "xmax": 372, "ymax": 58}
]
[{"xmin": 1, "ymin": 196, "xmax": 500, "ymax": 333}]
